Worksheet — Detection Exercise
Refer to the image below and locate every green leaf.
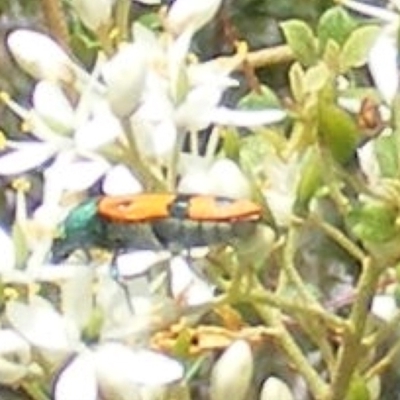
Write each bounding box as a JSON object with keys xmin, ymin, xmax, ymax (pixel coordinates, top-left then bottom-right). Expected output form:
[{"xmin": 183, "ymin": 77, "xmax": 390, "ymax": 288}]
[
  {"xmin": 318, "ymin": 102, "xmax": 359, "ymax": 165},
  {"xmin": 222, "ymin": 129, "xmax": 241, "ymax": 160},
  {"xmin": 347, "ymin": 201, "xmax": 398, "ymax": 243},
  {"xmin": 339, "ymin": 25, "xmax": 380, "ymax": 72},
  {"xmin": 304, "ymin": 62, "xmax": 331, "ymax": 93},
  {"xmin": 317, "ymin": 6, "xmax": 357, "ymax": 51},
  {"xmin": 375, "ymin": 135, "xmax": 399, "ymax": 178},
  {"xmin": 295, "ymin": 147, "xmax": 322, "ymax": 213},
  {"xmin": 238, "ymin": 85, "xmax": 281, "ymax": 110},
  {"xmin": 322, "ymin": 39, "xmax": 341, "ymax": 72},
  {"xmin": 344, "ymin": 374, "xmax": 371, "ymax": 400},
  {"xmin": 289, "ymin": 62, "xmax": 306, "ymax": 103},
  {"xmin": 280, "ymin": 20, "xmax": 318, "ymax": 66}
]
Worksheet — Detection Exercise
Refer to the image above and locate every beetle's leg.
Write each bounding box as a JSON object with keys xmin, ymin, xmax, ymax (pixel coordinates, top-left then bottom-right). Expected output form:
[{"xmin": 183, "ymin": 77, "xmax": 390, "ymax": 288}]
[{"xmin": 110, "ymin": 251, "xmax": 135, "ymax": 313}]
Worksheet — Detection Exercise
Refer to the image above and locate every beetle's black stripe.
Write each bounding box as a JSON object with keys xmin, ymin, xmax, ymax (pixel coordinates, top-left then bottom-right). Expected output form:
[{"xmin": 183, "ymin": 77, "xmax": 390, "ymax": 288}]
[{"xmin": 167, "ymin": 194, "xmax": 193, "ymax": 219}]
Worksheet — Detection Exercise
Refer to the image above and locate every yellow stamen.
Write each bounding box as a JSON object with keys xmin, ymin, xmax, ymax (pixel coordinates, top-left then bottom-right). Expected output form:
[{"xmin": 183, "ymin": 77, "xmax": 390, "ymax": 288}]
[
  {"xmin": 11, "ymin": 178, "xmax": 31, "ymax": 193},
  {"xmin": 4, "ymin": 286, "xmax": 19, "ymax": 301},
  {"xmin": 109, "ymin": 27, "xmax": 119, "ymax": 41},
  {"xmin": 235, "ymin": 40, "xmax": 249, "ymax": 57},
  {"xmin": 187, "ymin": 53, "xmax": 198, "ymax": 64},
  {"xmin": 0, "ymin": 91, "xmax": 11, "ymax": 104},
  {"xmin": 0, "ymin": 131, "xmax": 8, "ymax": 150}
]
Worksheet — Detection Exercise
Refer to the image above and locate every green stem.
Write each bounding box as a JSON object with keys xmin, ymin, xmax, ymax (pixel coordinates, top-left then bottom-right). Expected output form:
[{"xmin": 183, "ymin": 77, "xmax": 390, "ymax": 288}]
[
  {"xmin": 309, "ymin": 215, "xmax": 366, "ymax": 262},
  {"xmin": 115, "ymin": 0, "xmax": 131, "ymax": 41},
  {"xmin": 279, "ymin": 225, "xmax": 320, "ymax": 305},
  {"xmin": 365, "ymin": 338, "xmax": 400, "ymax": 379},
  {"xmin": 366, "ymin": 309, "xmax": 400, "ymax": 348},
  {"xmin": 255, "ymin": 303, "xmax": 330, "ymax": 400},
  {"xmin": 329, "ymin": 257, "xmax": 382, "ymax": 400},
  {"xmin": 246, "ymin": 289, "xmax": 347, "ymax": 332},
  {"xmin": 120, "ymin": 118, "xmax": 166, "ymax": 190}
]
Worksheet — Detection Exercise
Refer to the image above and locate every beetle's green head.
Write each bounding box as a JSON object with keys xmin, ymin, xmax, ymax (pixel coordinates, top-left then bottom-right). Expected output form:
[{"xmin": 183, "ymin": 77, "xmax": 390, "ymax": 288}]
[{"xmin": 51, "ymin": 198, "xmax": 102, "ymax": 263}]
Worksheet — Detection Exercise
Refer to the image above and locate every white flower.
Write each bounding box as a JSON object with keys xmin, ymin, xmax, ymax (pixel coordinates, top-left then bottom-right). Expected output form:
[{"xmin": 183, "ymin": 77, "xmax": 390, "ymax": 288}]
[
  {"xmin": 53, "ymin": 342, "xmax": 184, "ymax": 400},
  {"xmin": 210, "ymin": 340, "xmax": 253, "ymax": 400},
  {"xmin": 129, "ymin": 23, "xmax": 286, "ymax": 164},
  {"xmin": 6, "ymin": 297, "xmax": 81, "ymax": 355},
  {"xmin": 0, "ymin": 79, "xmax": 140, "ymax": 207}
]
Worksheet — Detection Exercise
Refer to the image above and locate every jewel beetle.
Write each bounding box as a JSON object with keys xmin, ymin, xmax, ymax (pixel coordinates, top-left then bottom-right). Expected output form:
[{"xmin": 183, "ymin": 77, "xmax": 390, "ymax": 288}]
[{"xmin": 51, "ymin": 193, "xmax": 262, "ymax": 263}]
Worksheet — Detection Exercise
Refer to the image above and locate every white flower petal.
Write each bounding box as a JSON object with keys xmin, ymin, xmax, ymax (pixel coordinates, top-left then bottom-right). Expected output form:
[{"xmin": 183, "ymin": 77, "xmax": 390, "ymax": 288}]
[
  {"xmin": 75, "ymin": 111, "xmax": 121, "ymax": 150},
  {"xmin": 6, "ymin": 297, "xmax": 79, "ymax": 352},
  {"xmin": 210, "ymin": 107, "xmax": 286, "ymax": 127},
  {"xmin": 60, "ymin": 160, "xmax": 110, "ymax": 191},
  {"xmin": 210, "ymin": 340, "xmax": 253, "ymax": 400},
  {"xmin": 102, "ymin": 43, "xmax": 147, "ymax": 117},
  {"xmin": 133, "ymin": 117, "xmax": 177, "ymax": 160},
  {"xmin": 0, "ymin": 143, "xmax": 56, "ymax": 175},
  {"xmin": 33, "ymin": 81, "xmax": 75, "ymax": 134},
  {"xmin": 167, "ymin": 0, "xmax": 223, "ymax": 36},
  {"xmin": 368, "ymin": 30, "xmax": 399, "ymax": 104},
  {"xmin": 59, "ymin": 266, "xmax": 94, "ymax": 330},
  {"xmin": 178, "ymin": 170, "xmax": 214, "ymax": 194},
  {"xmin": 116, "ymin": 251, "xmax": 169, "ymax": 277},
  {"xmin": 0, "ymin": 329, "xmax": 31, "ymax": 384},
  {"xmin": 170, "ymin": 256, "xmax": 214, "ymax": 306},
  {"xmin": 102, "ymin": 165, "xmax": 143, "ymax": 195},
  {"xmin": 178, "ymin": 158, "xmax": 251, "ymax": 198},
  {"xmin": 95, "ymin": 343, "xmax": 184, "ymax": 388},
  {"xmin": 53, "ymin": 351, "xmax": 98, "ymax": 400},
  {"xmin": 209, "ymin": 159, "xmax": 251, "ymax": 198},
  {"xmin": 7, "ymin": 30, "xmax": 73, "ymax": 82},
  {"xmin": 175, "ymin": 85, "xmax": 224, "ymax": 131},
  {"xmin": 341, "ymin": 0, "xmax": 399, "ymax": 23},
  {"xmin": 357, "ymin": 141, "xmax": 381, "ymax": 187},
  {"xmin": 0, "ymin": 227, "xmax": 16, "ymax": 273},
  {"xmin": 70, "ymin": 0, "xmax": 115, "ymax": 31},
  {"xmin": 371, "ymin": 294, "xmax": 398, "ymax": 322}
]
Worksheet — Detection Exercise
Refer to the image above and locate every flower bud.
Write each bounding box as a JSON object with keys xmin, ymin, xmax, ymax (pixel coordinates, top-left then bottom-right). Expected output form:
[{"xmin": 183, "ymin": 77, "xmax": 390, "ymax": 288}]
[
  {"xmin": 7, "ymin": 30, "xmax": 73, "ymax": 83},
  {"xmin": 260, "ymin": 376, "xmax": 294, "ymax": 400},
  {"xmin": 210, "ymin": 340, "xmax": 253, "ymax": 400},
  {"xmin": 167, "ymin": 0, "xmax": 223, "ymax": 36},
  {"xmin": 70, "ymin": 0, "xmax": 115, "ymax": 31},
  {"xmin": 102, "ymin": 44, "xmax": 147, "ymax": 117}
]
